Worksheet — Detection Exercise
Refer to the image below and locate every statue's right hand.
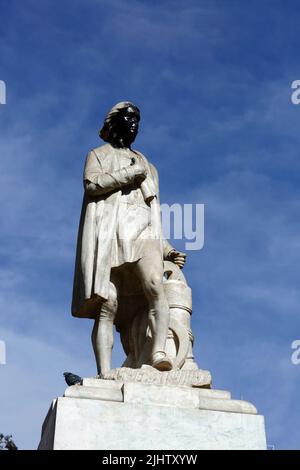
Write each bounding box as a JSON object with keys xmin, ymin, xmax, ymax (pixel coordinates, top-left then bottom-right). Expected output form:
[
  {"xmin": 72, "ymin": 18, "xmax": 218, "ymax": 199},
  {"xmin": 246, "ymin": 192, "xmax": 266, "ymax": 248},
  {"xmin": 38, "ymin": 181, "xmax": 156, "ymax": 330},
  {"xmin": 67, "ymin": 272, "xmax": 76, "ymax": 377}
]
[
  {"xmin": 129, "ymin": 160, "xmax": 147, "ymax": 183},
  {"xmin": 132, "ymin": 160, "xmax": 147, "ymax": 176}
]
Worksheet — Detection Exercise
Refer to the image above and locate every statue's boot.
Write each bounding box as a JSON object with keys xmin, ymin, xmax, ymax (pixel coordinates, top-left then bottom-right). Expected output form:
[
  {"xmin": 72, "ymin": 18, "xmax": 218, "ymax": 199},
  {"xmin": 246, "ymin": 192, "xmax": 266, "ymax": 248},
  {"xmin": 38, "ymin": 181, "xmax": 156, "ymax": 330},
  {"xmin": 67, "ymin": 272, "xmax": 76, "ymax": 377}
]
[
  {"xmin": 148, "ymin": 305, "xmax": 173, "ymax": 371},
  {"xmin": 152, "ymin": 351, "xmax": 173, "ymax": 371}
]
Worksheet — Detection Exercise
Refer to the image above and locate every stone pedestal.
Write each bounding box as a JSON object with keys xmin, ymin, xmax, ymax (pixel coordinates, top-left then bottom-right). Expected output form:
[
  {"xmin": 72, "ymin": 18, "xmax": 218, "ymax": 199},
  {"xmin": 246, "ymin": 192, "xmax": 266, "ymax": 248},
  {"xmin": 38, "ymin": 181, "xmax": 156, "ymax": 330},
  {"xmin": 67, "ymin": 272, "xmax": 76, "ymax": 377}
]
[{"xmin": 38, "ymin": 376, "xmax": 267, "ymax": 450}]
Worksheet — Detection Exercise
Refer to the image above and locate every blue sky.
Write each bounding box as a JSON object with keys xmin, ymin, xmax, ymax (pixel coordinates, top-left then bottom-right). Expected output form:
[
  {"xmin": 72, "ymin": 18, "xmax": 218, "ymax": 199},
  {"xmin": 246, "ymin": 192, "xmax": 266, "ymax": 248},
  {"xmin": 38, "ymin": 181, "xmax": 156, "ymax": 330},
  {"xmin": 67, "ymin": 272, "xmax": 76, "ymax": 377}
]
[{"xmin": 0, "ymin": 0, "xmax": 300, "ymax": 449}]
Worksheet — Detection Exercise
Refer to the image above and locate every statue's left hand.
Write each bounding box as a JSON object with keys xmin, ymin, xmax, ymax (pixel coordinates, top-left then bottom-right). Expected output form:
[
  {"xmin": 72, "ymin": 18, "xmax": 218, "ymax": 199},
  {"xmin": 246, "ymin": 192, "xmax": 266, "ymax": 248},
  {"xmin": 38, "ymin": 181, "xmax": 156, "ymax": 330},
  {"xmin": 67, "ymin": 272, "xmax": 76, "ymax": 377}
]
[{"xmin": 167, "ymin": 250, "xmax": 186, "ymax": 269}]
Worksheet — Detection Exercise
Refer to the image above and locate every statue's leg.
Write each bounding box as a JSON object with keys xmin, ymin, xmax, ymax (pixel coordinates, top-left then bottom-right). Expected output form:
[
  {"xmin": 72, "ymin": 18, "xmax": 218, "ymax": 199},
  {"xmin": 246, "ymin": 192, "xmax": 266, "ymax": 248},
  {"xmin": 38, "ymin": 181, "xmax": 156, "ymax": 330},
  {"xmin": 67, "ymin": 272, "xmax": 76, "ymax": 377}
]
[
  {"xmin": 134, "ymin": 249, "xmax": 172, "ymax": 371},
  {"xmin": 91, "ymin": 281, "xmax": 118, "ymax": 376}
]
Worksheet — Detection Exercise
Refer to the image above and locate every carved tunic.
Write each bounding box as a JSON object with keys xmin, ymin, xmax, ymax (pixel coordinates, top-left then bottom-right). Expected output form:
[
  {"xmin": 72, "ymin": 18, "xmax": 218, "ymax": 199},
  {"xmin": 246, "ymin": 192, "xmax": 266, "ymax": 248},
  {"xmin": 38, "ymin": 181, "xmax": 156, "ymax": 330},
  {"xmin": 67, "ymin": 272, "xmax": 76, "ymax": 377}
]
[
  {"xmin": 71, "ymin": 143, "xmax": 174, "ymax": 318},
  {"xmin": 110, "ymin": 148, "xmax": 153, "ymax": 267}
]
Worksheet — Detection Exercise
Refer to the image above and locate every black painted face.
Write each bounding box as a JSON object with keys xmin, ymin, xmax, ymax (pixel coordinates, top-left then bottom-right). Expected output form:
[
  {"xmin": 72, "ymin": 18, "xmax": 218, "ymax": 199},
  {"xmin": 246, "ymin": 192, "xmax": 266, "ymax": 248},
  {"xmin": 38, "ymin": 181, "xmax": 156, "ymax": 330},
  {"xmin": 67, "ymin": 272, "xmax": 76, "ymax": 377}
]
[{"xmin": 115, "ymin": 106, "xmax": 140, "ymax": 143}]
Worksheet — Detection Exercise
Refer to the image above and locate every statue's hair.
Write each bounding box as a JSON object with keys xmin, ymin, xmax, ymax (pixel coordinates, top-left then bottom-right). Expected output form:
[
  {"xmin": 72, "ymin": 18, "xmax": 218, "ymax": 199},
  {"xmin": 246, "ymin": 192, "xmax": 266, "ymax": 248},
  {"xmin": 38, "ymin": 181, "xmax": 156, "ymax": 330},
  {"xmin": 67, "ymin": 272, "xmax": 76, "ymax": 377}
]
[{"xmin": 99, "ymin": 101, "xmax": 140, "ymax": 142}]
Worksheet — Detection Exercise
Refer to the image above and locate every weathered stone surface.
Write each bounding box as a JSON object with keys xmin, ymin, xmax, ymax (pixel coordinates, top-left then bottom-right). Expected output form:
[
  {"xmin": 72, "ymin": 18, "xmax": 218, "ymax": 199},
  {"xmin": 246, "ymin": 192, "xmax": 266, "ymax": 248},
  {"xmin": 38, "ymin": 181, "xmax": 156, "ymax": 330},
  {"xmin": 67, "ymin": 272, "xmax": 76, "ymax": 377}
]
[
  {"xmin": 102, "ymin": 365, "xmax": 212, "ymax": 388},
  {"xmin": 38, "ymin": 396, "xmax": 267, "ymax": 450},
  {"xmin": 81, "ymin": 378, "xmax": 123, "ymax": 389},
  {"xmin": 82, "ymin": 377, "xmax": 230, "ymax": 398},
  {"xmin": 196, "ymin": 388, "xmax": 231, "ymax": 399},
  {"xmin": 197, "ymin": 396, "xmax": 257, "ymax": 414},
  {"xmin": 122, "ymin": 382, "xmax": 232, "ymax": 409},
  {"xmin": 64, "ymin": 384, "xmax": 123, "ymax": 403},
  {"xmin": 39, "ymin": 376, "xmax": 265, "ymax": 450},
  {"xmin": 63, "ymin": 379, "xmax": 253, "ymax": 415},
  {"xmin": 123, "ymin": 382, "xmax": 200, "ymax": 409}
]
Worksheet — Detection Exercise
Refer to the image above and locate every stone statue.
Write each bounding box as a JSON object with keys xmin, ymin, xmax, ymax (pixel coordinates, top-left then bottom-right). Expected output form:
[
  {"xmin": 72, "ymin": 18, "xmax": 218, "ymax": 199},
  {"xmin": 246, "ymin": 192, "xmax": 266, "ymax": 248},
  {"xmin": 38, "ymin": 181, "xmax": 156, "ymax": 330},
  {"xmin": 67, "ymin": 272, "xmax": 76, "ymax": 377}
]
[
  {"xmin": 72, "ymin": 101, "xmax": 198, "ymax": 377},
  {"xmin": 39, "ymin": 102, "xmax": 267, "ymax": 452}
]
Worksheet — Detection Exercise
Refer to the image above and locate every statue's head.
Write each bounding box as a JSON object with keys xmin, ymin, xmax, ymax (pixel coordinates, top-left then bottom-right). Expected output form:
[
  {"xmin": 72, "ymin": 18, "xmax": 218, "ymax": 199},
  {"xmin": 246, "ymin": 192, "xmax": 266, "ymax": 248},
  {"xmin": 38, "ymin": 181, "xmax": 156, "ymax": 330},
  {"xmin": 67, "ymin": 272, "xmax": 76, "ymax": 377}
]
[{"xmin": 99, "ymin": 101, "xmax": 140, "ymax": 147}]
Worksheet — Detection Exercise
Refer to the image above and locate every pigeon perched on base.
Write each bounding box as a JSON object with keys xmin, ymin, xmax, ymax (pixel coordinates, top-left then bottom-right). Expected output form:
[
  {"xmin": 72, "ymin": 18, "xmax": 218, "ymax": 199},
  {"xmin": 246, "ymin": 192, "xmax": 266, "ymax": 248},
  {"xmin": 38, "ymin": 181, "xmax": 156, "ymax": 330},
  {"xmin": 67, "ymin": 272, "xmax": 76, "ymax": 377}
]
[{"xmin": 63, "ymin": 372, "xmax": 82, "ymax": 386}]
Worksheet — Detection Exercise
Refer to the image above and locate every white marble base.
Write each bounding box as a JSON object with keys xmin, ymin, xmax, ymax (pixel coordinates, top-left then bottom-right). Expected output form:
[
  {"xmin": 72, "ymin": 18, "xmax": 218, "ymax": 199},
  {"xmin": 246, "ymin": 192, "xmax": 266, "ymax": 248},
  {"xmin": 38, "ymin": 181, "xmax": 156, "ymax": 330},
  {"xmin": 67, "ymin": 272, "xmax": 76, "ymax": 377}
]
[{"xmin": 38, "ymin": 379, "xmax": 267, "ymax": 450}]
